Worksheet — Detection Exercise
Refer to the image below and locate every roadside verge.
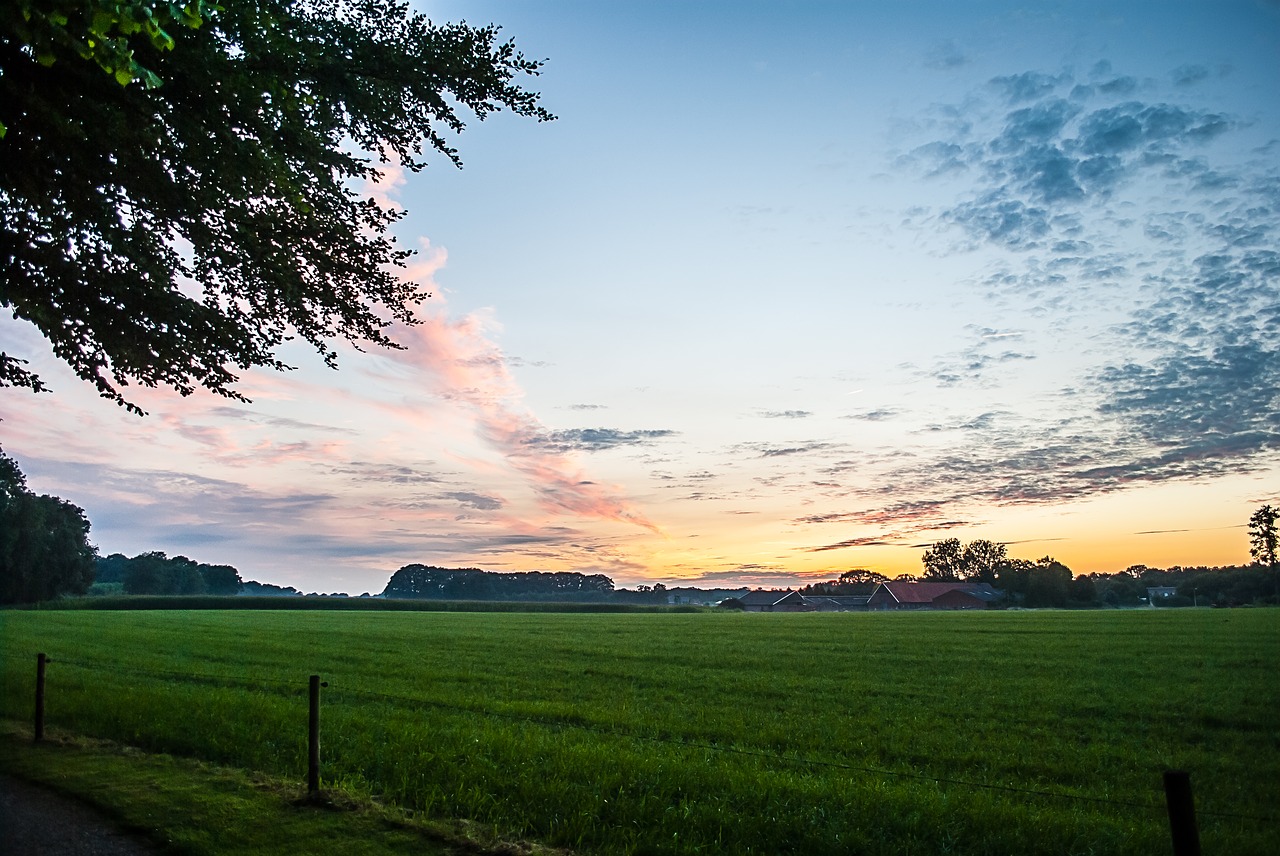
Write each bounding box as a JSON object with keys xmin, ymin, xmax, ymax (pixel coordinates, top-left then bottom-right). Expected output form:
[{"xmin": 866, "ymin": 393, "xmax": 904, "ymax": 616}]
[{"xmin": 0, "ymin": 723, "xmax": 566, "ymax": 856}]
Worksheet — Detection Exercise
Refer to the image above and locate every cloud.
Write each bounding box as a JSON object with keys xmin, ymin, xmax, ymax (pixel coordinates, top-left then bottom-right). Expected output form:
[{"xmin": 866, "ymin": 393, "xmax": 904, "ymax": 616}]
[
  {"xmin": 205, "ymin": 407, "xmax": 358, "ymax": 435},
  {"xmin": 924, "ymin": 39, "xmax": 968, "ymax": 70},
  {"xmin": 1172, "ymin": 64, "xmax": 1210, "ymax": 87},
  {"xmin": 920, "ymin": 327, "xmax": 1037, "ymax": 388},
  {"xmin": 806, "ymin": 536, "xmax": 908, "ymax": 553},
  {"xmin": 366, "ymin": 233, "xmax": 662, "ymax": 535},
  {"xmin": 794, "ymin": 512, "xmax": 861, "ymax": 525},
  {"xmin": 989, "ymin": 71, "xmax": 1067, "ymax": 104},
  {"xmin": 326, "ymin": 461, "xmax": 446, "ymax": 485},
  {"xmin": 527, "ymin": 428, "xmax": 677, "ymax": 454},
  {"xmin": 843, "ymin": 408, "xmax": 899, "ymax": 422},
  {"xmin": 899, "ymin": 141, "xmax": 969, "ymax": 177},
  {"xmin": 896, "ymin": 62, "xmax": 1280, "ymax": 513},
  {"xmin": 758, "ymin": 410, "xmax": 813, "ymax": 419},
  {"xmin": 1135, "ymin": 525, "xmax": 1245, "ymax": 535},
  {"xmin": 742, "ymin": 441, "xmax": 840, "ymax": 458},
  {"xmin": 445, "ymin": 491, "xmax": 504, "ymax": 511},
  {"xmin": 924, "ymin": 411, "xmax": 1004, "ymax": 433}
]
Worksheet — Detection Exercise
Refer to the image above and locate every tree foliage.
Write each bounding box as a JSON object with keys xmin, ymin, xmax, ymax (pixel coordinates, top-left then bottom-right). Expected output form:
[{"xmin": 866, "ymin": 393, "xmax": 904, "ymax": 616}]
[
  {"xmin": 798, "ymin": 568, "xmax": 888, "ymax": 596},
  {"xmin": 383, "ymin": 565, "xmax": 616, "ymax": 602},
  {"xmin": 988, "ymin": 556, "xmax": 1073, "ymax": 607},
  {"xmin": 2, "ymin": 0, "xmax": 217, "ymax": 107},
  {"xmin": 109, "ymin": 550, "xmax": 242, "ymax": 595},
  {"xmin": 1, "ymin": 0, "xmax": 553, "ymax": 413},
  {"xmin": 960, "ymin": 540, "xmax": 1006, "ymax": 585},
  {"xmin": 0, "ymin": 448, "xmax": 96, "ymax": 603},
  {"xmin": 921, "ymin": 538, "xmax": 1006, "ymax": 583},
  {"xmin": 920, "ymin": 538, "xmax": 964, "ymax": 581},
  {"xmin": 1248, "ymin": 504, "xmax": 1278, "ymax": 567}
]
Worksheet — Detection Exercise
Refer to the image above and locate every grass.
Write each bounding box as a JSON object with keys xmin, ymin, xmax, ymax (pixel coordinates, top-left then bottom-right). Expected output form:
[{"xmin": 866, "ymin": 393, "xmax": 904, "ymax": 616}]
[
  {"xmin": 15, "ymin": 595, "xmax": 695, "ymax": 612},
  {"xmin": 0, "ymin": 723, "xmax": 565, "ymax": 855},
  {"xmin": 2, "ymin": 608, "xmax": 1277, "ymax": 854}
]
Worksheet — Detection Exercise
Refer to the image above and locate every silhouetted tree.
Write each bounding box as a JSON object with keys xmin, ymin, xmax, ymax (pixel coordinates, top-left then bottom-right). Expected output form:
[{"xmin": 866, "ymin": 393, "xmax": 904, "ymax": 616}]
[
  {"xmin": 0, "ymin": 448, "xmax": 96, "ymax": 603},
  {"xmin": 1246, "ymin": 504, "xmax": 1279, "ymax": 602},
  {"xmin": 922, "ymin": 538, "xmax": 1007, "ymax": 583},
  {"xmin": 799, "ymin": 569, "xmax": 888, "ymax": 596},
  {"xmin": 960, "ymin": 540, "xmax": 1007, "ymax": 585},
  {"xmin": 94, "ymin": 552, "xmax": 131, "ymax": 583},
  {"xmin": 382, "ymin": 565, "xmax": 615, "ymax": 601},
  {"xmin": 199, "ymin": 563, "xmax": 243, "ymax": 596},
  {"xmin": 1067, "ymin": 574, "xmax": 1097, "ymax": 605},
  {"xmin": 1024, "ymin": 557, "xmax": 1072, "ymax": 608},
  {"xmin": 994, "ymin": 558, "xmax": 1034, "ymax": 600},
  {"xmin": 1248, "ymin": 505, "xmax": 1278, "ymax": 566},
  {"xmin": 921, "ymin": 538, "xmax": 964, "ymax": 581}
]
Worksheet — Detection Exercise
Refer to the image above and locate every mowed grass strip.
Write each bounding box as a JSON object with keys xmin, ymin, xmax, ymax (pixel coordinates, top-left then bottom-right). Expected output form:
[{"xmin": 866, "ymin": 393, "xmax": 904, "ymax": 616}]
[
  {"xmin": 2, "ymin": 608, "xmax": 1277, "ymax": 854},
  {"xmin": 0, "ymin": 724, "xmax": 568, "ymax": 855}
]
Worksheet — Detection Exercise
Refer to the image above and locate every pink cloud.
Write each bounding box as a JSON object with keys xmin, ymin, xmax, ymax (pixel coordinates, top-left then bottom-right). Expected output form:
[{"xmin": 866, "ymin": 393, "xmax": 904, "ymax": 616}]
[
  {"xmin": 385, "ymin": 313, "xmax": 660, "ymax": 533},
  {"xmin": 371, "ymin": 238, "xmax": 659, "ymax": 534}
]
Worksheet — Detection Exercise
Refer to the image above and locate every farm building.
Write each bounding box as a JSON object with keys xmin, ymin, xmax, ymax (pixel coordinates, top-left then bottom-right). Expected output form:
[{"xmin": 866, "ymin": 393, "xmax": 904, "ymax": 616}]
[
  {"xmin": 867, "ymin": 581, "xmax": 1003, "ymax": 610},
  {"xmin": 740, "ymin": 590, "xmax": 812, "ymax": 612},
  {"xmin": 802, "ymin": 595, "xmax": 872, "ymax": 612}
]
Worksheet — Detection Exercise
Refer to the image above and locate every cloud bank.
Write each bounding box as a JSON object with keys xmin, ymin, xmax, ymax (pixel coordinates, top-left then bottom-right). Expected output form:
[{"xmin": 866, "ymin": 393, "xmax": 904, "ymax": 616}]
[{"xmin": 890, "ymin": 63, "xmax": 1280, "ymax": 514}]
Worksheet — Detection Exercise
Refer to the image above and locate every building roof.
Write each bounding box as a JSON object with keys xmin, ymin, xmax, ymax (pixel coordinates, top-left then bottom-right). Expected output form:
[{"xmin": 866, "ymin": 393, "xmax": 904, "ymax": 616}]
[
  {"xmin": 874, "ymin": 581, "xmax": 1001, "ymax": 604},
  {"xmin": 740, "ymin": 589, "xmax": 802, "ymax": 607},
  {"xmin": 802, "ymin": 595, "xmax": 872, "ymax": 607}
]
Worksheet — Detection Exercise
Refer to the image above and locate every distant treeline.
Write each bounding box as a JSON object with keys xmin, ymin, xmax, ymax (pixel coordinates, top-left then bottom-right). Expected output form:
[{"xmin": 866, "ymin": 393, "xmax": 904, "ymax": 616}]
[
  {"xmin": 21, "ymin": 595, "xmax": 698, "ymax": 613},
  {"xmin": 69, "ymin": 555, "xmax": 1280, "ymax": 610},
  {"xmin": 95, "ymin": 552, "xmax": 243, "ymax": 596},
  {"xmin": 1086, "ymin": 563, "xmax": 1276, "ymax": 607},
  {"xmin": 796, "ymin": 562, "xmax": 1276, "ymax": 608},
  {"xmin": 382, "ymin": 565, "xmax": 617, "ymax": 602}
]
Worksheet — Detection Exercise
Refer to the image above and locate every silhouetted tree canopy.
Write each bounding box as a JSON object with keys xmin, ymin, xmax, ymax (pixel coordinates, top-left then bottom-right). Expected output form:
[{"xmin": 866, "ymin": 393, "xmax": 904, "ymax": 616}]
[
  {"xmin": 103, "ymin": 551, "xmax": 243, "ymax": 595},
  {"xmin": 920, "ymin": 538, "xmax": 964, "ymax": 581},
  {"xmin": 383, "ymin": 565, "xmax": 615, "ymax": 602},
  {"xmin": 1, "ymin": 0, "xmax": 553, "ymax": 413},
  {"xmin": 799, "ymin": 568, "xmax": 888, "ymax": 596},
  {"xmin": 921, "ymin": 538, "xmax": 1006, "ymax": 583},
  {"xmin": 0, "ymin": 447, "xmax": 96, "ymax": 603},
  {"xmin": 1249, "ymin": 504, "xmax": 1278, "ymax": 567}
]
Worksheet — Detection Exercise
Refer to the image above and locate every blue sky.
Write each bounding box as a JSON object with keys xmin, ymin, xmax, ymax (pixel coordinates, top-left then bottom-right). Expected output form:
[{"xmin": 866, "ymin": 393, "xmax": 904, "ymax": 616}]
[{"xmin": 3, "ymin": 0, "xmax": 1278, "ymax": 592}]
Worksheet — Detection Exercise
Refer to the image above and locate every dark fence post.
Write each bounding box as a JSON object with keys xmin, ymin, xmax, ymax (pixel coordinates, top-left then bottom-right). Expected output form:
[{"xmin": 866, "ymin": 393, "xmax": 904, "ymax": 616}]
[
  {"xmin": 34, "ymin": 653, "xmax": 47, "ymax": 742},
  {"xmin": 308, "ymin": 674, "xmax": 321, "ymax": 795},
  {"xmin": 1163, "ymin": 770, "xmax": 1201, "ymax": 856}
]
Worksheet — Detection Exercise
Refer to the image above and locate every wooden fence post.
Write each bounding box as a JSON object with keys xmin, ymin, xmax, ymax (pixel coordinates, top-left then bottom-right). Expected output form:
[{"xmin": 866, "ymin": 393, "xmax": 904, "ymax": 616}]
[
  {"xmin": 1163, "ymin": 770, "xmax": 1201, "ymax": 856},
  {"xmin": 34, "ymin": 653, "xmax": 47, "ymax": 742},
  {"xmin": 308, "ymin": 674, "xmax": 322, "ymax": 795}
]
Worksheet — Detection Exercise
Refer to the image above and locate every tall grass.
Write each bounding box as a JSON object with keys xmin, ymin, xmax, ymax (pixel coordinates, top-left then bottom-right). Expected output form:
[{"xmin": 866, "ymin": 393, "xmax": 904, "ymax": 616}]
[{"xmin": 2, "ymin": 609, "xmax": 1276, "ymax": 854}]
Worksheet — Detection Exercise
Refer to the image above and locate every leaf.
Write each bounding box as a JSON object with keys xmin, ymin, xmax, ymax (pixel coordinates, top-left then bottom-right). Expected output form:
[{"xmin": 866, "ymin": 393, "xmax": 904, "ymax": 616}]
[{"xmin": 90, "ymin": 10, "xmax": 116, "ymax": 35}]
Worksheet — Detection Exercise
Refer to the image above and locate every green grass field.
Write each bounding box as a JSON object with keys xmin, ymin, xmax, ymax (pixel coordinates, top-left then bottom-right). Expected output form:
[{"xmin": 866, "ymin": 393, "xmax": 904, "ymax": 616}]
[{"xmin": 2, "ymin": 608, "xmax": 1277, "ymax": 854}]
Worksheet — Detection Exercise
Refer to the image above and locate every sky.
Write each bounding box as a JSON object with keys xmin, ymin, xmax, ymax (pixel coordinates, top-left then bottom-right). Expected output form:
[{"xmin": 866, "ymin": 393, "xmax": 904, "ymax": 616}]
[{"xmin": 3, "ymin": 0, "xmax": 1278, "ymax": 593}]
